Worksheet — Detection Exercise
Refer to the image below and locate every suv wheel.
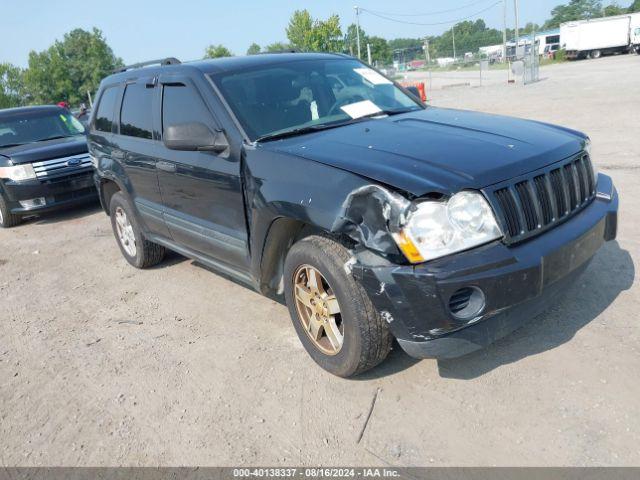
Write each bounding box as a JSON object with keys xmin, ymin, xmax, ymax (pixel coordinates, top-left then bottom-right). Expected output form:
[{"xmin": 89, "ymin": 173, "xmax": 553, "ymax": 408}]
[
  {"xmin": 109, "ymin": 192, "xmax": 165, "ymax": 268},
  {"xmin": 0, "ymin": 194, "xmax": 21, "ymax": 228},
  {"xmin": 284, "ymin": 235, "xmax": 393, "ymax": 377}
]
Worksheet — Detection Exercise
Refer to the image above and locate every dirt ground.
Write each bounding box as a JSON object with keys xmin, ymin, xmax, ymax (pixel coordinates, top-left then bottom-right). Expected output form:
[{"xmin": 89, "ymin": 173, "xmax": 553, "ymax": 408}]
[{"xmin": 1, "ymin": 54, "xmax": 639, "ymax": 467}]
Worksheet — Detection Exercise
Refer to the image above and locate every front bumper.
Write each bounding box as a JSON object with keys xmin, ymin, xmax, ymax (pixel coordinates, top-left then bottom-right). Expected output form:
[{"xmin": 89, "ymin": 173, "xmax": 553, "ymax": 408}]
[
  {"xmin": 354, "ymin": 174, "xmax": 618, "ymax": 359},
  {"xmin": 0, "ymin": 172, "xmax": 97, "ymax": 215}
]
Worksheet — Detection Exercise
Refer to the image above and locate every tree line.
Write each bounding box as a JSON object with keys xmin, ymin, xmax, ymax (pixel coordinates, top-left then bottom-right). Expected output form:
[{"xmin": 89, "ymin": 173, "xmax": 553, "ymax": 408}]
[{"xmin": 2, "ymin": 0, "xmax": 639, "ymax": 109}]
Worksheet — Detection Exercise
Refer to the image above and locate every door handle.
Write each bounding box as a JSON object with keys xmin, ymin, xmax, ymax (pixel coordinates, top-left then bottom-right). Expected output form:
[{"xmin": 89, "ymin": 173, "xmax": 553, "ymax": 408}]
[{"xmin": 157, "ymin": 161, "xmax": 177, "ymax": 173}]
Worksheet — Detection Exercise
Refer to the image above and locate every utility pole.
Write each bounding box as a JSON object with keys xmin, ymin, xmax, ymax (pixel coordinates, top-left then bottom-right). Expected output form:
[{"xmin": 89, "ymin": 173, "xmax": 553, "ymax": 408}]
[
  {"xmin": 367, "ymin": 43, "xmax": 372, "ymax": 65},
  {"xmin": 513, "ymin": 0, "xmax": 520, "ymax": 56},
  {"xmin": 452, "ymin": 25, "xmax": 457, "ymax": 60},
  {"xmin": 502, "ymin": 0, "xmax": 508, "ymax": 62},
  {"xmin": 423, "ymin": 38, "xmax": 430, "ymax": 64},
  {"xmin": 354, "ymin": 6, "xmax": 362, "ymax": 59}
]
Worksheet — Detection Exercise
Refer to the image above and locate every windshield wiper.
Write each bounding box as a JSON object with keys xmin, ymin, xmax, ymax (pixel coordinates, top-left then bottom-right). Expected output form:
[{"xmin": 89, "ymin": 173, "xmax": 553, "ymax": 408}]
[
  {"xmin": 255, "ymin": 108, "xmax": 421, "ymax": 143},
  {"xmin": 255, "ymin": 123, "xmax": 347, "ymax": 143},
  {"xmin": 357, "ymin": 107, "xmax": 421, "ymax": 119},
  {"xmin": 36, "ymin": 135, "xmax": 76, "ymax": 142},
  {"xmin": 0, "ymin": 142, "xmax": 28, "ymax": 148}
]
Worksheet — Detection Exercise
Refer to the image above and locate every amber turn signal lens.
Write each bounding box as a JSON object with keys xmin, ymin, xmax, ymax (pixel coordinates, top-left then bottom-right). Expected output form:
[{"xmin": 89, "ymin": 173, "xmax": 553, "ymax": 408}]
[{"xmin": 392, "ymin": 231, "xmax": 425, "ymax": 264}]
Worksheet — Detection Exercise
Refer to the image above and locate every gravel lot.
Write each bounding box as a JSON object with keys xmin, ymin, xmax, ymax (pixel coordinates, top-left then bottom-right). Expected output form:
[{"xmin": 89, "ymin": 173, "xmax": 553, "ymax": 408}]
[{"xmin": 1, "ymin": 54, "xmax": 639, "ymax": 467}]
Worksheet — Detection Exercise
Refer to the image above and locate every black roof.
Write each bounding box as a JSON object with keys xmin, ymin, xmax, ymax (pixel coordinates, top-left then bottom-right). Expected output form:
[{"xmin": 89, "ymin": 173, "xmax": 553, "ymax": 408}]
[
  {"xmin": 0, "ymin": 105, "xmax": 66, "ymax": 119},
  {"xmin": 104, "ymin": 52, "xmax": 352, "ymax": 84}
]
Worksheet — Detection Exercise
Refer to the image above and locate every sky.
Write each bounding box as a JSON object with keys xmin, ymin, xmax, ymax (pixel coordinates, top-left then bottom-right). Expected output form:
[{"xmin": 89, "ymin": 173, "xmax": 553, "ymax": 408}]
[{"xmin": 1, "ymin": 0, "xmax": 623, "ymax": 67}]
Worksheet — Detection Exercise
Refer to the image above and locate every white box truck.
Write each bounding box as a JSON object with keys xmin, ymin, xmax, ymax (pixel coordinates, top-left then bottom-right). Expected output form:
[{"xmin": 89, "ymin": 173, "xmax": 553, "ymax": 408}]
[{"xmin": 561, "ymin": 13, "xmax": 640, "ymax": 59}]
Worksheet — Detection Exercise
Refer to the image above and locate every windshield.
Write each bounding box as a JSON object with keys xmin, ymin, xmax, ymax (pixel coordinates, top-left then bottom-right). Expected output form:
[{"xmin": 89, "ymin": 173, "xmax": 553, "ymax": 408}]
[
  {"xmin": 0, "ymin": 109, "xmax": 85, "ymax": 148},
  {"xmin": 210, "ymin": 58, "xmax": 423, "ymax": 141}
]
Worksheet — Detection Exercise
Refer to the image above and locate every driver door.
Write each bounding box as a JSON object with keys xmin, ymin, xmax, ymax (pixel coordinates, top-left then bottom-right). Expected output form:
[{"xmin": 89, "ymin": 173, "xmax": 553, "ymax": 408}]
[{"xmin": 155, "ymin": 75, "xmax": 249, "ymax": 271}]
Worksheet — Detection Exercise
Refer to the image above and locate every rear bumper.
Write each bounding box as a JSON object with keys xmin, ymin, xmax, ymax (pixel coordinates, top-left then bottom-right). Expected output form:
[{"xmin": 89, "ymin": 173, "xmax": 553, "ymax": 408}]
[
  {"xmin": 0, "ymin": 172, "xmax": 97, "ymax": 215},
  {"xmin": 355, "ymin": 174, "xmax": 618, "ymax": 359}
]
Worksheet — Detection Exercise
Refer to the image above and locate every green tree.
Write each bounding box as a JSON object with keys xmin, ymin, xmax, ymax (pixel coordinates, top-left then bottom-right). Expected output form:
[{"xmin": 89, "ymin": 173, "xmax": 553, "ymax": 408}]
[
  {"xmin": 630, "ymin": 0, "xmax": 640, "ymax": 12},
  {"xmin": 344, "ymin": 23, "xmax": 367, "ymax": 56},
  {"xmin": 23, "ymin": 28, "xmax": 122, "ymax": 106},
  {"xmin": 367, "ymin": 36, "xmax": 392, "ymax": 65},
  {"xmin": 0, "ymin": 63, "xmax": 25, "ymax": 108},
  {"xmin": 264, "ymin": 41, "xmax": 292, "ymax": 52},
  {"xmin": 430, "ymin": 20, "xmax": 502, "ymax": 58},
  {"xmin": 604, "ymin": 2, "xmax": 626, "ymax": 15},
  {"xmin": 286, "ymin": 10, "xmax": 343, "ymax": 52},
  {"xmin": 246, "ymin": 43, "xmax": 261, "ymax": 55},
  {"xmin": 204, "ymin": 44, "xmax": 233, "ymax": 59},
  {"xmin": 286, "ymin": 10, "xmax": 314, "ymax": 50},
  {"xmin": 521, "ymin": 22, "xmax": 541, "ymax": 33},
  {"xmin": 543, "ymin": 0, "xmax": 603, "ymax": 29},
  {"xmin": 387, "ymin": 38, "xmax": 424, "ymax": 63}
]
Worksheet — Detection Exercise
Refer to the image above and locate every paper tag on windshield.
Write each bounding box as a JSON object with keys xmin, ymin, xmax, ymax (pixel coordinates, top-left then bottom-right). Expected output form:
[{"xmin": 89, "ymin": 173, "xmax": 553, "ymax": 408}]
[
  {"xmin": 354, "ymin": 68, "xmax": 392, "ymax": 85},
  {"xmin": 340, "ymin": 100, "xmax": 383, "ymax": 119}
]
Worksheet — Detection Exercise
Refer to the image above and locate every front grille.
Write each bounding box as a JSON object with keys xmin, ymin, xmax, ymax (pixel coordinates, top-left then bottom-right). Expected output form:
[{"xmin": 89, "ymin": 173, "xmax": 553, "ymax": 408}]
[
  {"xmin": 488, "ymin": 153, "xmax": 596, "ymax": 244},
  {"xmin": 31, "ymin": 154, "xmax": 92, "ymax": 180}
]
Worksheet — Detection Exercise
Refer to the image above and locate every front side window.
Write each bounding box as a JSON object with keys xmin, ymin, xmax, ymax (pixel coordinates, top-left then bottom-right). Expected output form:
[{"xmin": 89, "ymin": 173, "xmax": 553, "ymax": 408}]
[
  {"xmin": 162, "ymin": 84, "xmax": 214, "ymax": 135},
  {"xmin": 94, "ymin": 86, "xmax": 118, "ymax": 133},
  {"xmin": 211, "ymin": 58, "xmax": 422, "ymax": 141},
  {"xmin": 120, "ymin": 83, "xmax": 153, "ymax": 139},
  {"xmin": 0, "ymin": 109, "xmax": 85, "ymax": 148}
]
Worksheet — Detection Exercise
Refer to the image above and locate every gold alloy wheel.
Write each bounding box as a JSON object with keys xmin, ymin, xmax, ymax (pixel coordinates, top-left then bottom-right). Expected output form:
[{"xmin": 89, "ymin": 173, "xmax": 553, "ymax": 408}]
[{"xmin": 293, "ymin": 264, "xmax": 344, "ymax": 355}]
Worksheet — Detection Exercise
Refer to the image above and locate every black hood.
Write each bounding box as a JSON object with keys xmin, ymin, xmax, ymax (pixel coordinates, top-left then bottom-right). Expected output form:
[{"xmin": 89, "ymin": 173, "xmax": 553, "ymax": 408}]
[
  {"xmin": 0, "ymin": 135, "xmax": 88, "ymax": 164},
  {"xmin": 262, "ymin": 107, "xmax": 587, "ymax": 196}
]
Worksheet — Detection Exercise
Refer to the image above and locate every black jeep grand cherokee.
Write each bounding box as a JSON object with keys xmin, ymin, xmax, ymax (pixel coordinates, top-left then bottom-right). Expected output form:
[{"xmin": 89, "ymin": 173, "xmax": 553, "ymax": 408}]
[
  {"xmin": 89, "ymin": 53, "xmax": 618, "ymax": 377},
  {"xmin": 0, "ymin": 106, "xmax": 96, "ymax": 227}
]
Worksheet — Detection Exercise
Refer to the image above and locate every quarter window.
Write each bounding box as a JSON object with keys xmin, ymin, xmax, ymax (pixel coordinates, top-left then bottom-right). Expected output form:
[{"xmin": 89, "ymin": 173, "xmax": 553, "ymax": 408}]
[
  {"xmin": 162, "ymin": 84, "xmax": 214, "ymax": 135},
  {"xmin": 120, "ymin": 83, "xmax": 154, "ymax": 139},
  {"xmin": 94, "ymin": 86, "xmax": 118, "ymax": 133}
]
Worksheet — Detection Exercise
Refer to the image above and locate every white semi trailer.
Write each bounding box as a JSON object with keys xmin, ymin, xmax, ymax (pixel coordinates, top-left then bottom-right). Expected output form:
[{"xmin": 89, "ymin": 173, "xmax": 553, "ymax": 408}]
[{"xmin": 561, "ymin": 13, "xmax": 640, "ymax": 59}]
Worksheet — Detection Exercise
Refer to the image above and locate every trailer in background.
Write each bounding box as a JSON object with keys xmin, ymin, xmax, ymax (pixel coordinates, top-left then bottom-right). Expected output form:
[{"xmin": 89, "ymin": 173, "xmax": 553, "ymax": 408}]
[{"xmin": 561, "ymin": 13, "xmax": 640, "ymax": 59}]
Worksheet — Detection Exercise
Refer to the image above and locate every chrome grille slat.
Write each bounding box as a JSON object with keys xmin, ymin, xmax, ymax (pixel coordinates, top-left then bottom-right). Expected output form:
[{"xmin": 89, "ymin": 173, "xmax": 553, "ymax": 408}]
[
  {"xmin": 30, "ymin": 154, "xmax": 92, "ymax": 179},
  {"xmin": 488, "ymin": 152, "xmax": 596, "ymax": 245}
]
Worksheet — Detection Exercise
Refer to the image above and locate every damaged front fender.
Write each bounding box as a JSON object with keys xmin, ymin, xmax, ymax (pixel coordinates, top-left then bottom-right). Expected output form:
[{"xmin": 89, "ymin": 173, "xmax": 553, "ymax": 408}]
[{"xmin": 331, "ymin": 184, "xmax": 414, "ymax": 255}]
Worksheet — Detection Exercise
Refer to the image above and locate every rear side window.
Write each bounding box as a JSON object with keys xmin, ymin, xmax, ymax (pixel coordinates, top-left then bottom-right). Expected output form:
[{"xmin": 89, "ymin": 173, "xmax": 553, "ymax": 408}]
[
  {"xmin": 162, "ymin": 84, "xmax": 214, "ymax": 135},
  {"xmin": 94, "ymin": 87, "xmax": 118, "ymax": 133},
  {"xmin": 120, "ymin": 83, "xmax": 153, "ymax": 139}
]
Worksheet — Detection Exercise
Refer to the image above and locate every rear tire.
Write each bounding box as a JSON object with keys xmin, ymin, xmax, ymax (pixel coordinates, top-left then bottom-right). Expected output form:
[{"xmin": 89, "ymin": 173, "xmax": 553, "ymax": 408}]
[
  {"xmin": 284, "ymin": 235, "xmax": 393, "ymax": 377},
  {"xmin": 590, "ymin": 50, "xmax": 601, "ymax": 59},
  {"xmin": 0, "ymin": 194, "xmax": 21, "ymax": 228},
  {"xmin": 109, "ymin": 192, "xmax": 165, "ymax": 268}
]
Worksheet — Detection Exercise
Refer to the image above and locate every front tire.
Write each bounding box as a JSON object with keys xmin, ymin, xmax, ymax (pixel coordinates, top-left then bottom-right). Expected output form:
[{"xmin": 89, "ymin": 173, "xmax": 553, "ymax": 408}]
[
  {"xmin": 284, "ymin": 235, "xmax": 392, "ymax": 377},
  {"xmin": 109, "ymin": 192, "xmax": 165, "ymax": 268},
  {"xmin": 0, "ymin": 194, "xmax": 21, "ymax": 228}
]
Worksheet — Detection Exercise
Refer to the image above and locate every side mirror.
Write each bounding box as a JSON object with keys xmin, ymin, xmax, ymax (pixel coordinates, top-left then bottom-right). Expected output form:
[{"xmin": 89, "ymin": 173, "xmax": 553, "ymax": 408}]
[{"xmin": 164, "ymin": 122, "xmax": 229, "ymax": 153}]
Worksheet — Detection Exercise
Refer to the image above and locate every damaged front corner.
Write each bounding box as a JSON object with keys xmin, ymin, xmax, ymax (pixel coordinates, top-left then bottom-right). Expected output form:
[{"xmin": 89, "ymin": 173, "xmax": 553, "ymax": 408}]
[{"xmin": 331, "ymin": 184, "xmax": 412, "ymax": 255}]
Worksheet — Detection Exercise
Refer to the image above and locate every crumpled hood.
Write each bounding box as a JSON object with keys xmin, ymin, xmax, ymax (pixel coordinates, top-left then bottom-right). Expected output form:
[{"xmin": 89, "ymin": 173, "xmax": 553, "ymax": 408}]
[
  {"xmin": 0, "ymin": 135, "xmax": 88, "ymax": 164},
  {"xmin": 264, "ymin": 107, "xmax": 587, "ymax": 196}
]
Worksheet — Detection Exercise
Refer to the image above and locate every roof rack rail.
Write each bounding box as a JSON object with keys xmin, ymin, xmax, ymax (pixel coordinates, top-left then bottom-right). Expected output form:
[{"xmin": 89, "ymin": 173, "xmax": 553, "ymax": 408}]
[
  {"xmin": 114, "ymin": 57, "xmax": 181, "ymax": 73},
  {"xmin": 257, "ymin": 49, "xmax": 301, "ymax": 55}
]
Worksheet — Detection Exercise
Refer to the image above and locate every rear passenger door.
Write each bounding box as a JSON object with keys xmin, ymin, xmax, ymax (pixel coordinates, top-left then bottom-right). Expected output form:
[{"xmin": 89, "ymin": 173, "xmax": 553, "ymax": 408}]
[
  {"xmin": 155, "ymin": 75, "xmax": 249, "ymax": 271},
  {"xmin": 117, "ymin": 78, "xmax": 169, "ymax": 237}
]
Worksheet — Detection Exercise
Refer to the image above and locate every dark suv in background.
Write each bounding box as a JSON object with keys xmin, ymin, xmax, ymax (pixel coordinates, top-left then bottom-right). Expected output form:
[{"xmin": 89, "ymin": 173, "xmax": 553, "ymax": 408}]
[
  {"xmin": 0, "ymin": 105, "xmax": 96, "ymax": 227},
  {"xmin": 90, "ymin": 53, "xmax": 618, "ymax": 377}
]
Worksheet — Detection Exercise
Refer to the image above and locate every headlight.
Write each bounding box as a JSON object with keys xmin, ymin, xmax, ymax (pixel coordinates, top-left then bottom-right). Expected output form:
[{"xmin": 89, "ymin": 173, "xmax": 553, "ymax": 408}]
[
  {"xmin": 584, "ymin": 138, "xmax": 598, "ymax": 183},
  {"xmin": 394, "ymin": 191, "xmax": 503, "ymax": 263},
  {"xmin": 0, "ymin": 163, "xmax": 37, "ymax": 182}
]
